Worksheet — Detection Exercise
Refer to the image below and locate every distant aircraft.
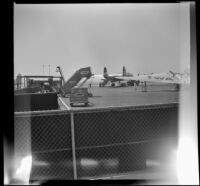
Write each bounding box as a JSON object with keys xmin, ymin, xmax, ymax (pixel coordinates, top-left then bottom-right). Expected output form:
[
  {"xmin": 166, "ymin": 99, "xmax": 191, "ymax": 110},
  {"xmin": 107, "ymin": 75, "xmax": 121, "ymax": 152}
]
[
  {"xmin": 99, "ymin": 66, "xmax": 134, "ymax": 87},
  {"xmin": 89, "ymin": 67, "xmax": 190, "ymax": 90},
  {"xmin": 106, "ymin": 70, "xmax": 190, "ymax": 91},
  {"xmin": 150, "ymin": 70, "xmax": 190, "ymax": 84}
]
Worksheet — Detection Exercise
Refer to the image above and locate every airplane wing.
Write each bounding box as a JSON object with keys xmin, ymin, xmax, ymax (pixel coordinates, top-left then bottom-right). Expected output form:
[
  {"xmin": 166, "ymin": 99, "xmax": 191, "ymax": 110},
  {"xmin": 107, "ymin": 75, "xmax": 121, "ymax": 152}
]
[
  {"xmin": 113, "ymin": 76, "xmax": 186, "ymax": 84},
  {"xmin": 105, "ymin": 76, "xmax": 123, "ymax": 82}
]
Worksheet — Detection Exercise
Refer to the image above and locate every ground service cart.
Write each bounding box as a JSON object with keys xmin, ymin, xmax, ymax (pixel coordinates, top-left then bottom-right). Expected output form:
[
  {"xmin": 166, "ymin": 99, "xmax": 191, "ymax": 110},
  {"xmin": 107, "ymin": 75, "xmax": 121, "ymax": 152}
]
[{"xmin": 70, "ymin": 87, "xmax": 89, "ymax": 106}]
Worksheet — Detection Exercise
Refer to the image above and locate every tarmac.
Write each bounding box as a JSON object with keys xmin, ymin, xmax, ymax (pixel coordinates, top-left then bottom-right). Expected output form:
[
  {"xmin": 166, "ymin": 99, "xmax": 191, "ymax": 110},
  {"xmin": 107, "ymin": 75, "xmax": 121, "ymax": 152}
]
[{"xmin": 59, "ymin": 84, "xmax": 179, "ymax": 110}]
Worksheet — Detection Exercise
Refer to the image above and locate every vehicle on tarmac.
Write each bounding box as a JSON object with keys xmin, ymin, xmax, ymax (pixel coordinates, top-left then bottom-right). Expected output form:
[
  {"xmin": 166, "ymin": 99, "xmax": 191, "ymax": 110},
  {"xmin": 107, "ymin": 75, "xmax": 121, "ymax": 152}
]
[{"xmin": 70, "ymin": 87, "xmax": 89, "ymax": 107}]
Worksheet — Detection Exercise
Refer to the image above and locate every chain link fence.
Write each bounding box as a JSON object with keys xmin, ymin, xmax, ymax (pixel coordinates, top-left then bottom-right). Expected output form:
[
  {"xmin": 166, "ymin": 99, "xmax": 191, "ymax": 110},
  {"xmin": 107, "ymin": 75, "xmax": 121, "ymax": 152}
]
[
  {"xmin": 14, "ymin": 110, "xmax": 73, "ymax": 180},
  {"xmin": 73, "ymin": 103, "xmax": 178, "ymax": 178},
  {"xmin": 14, "ymin": 103, "xmax": 178, "ymax": 180}
]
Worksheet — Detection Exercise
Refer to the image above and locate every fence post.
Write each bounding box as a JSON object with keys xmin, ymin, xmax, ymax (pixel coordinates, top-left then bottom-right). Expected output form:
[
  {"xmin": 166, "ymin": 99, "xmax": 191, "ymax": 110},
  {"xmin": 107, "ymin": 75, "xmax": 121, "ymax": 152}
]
[
  {"xmin": 58, "ymin": 96, "xmax": 77, "ymax": 179},
  {"xmin": 70, "ymin": 109, "xmax": 77, "ymax": 180}
]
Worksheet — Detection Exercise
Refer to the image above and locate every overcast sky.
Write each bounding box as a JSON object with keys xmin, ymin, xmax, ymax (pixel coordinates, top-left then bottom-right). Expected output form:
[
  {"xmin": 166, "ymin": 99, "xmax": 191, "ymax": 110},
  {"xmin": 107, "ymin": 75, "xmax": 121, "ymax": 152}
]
[{"xmin": 14, "ymin": 3, "xmax": 190, "ymax": 79}]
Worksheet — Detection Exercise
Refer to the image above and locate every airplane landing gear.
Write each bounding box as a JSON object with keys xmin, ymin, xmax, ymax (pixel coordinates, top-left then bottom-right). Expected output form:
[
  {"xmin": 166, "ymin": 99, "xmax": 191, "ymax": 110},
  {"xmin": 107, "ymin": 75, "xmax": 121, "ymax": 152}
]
[
  {"xmin": 142, "ymin": 81, "xmax": 147, "ymax": 92},
  {"xmin": 99, "ymin": 83, "xmax": 105, "ymax": 87},
  {"xmin": 111, "ymin": 83, "xmax": 115, "ymax": 87},
  {"xmin": 127, "ymin": 81, "xmax": 134, "ymax": 86}
]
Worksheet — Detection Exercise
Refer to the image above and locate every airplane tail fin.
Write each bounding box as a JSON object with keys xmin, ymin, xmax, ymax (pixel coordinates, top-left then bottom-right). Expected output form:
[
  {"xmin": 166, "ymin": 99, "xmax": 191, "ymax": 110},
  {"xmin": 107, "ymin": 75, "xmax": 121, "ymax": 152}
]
[
  {"xmin": 103, "ymin": 67, "xmax": 108, "ymax": 77},
  {"xmin": 122, "ymin": 66, "xmax": 126, "ymax": 76}
]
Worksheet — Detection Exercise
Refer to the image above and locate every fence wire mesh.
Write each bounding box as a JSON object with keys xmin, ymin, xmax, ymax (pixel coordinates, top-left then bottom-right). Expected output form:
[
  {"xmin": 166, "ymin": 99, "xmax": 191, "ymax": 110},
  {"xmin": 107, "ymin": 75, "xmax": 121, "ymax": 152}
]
[
  {"xmin": 73, "ymin": 103, "xmax": 178, "ymax": 178},
  {"xmin": 15, "ymin": 116, "xmax": 31, "ymax": 155},
  {"xmin": 75, "ymin": 143, "xmax": 146, "ymax": 179},
  {"xmin": 14, "ymin": 103, "xmax": 178, "ymax": 180},
  {"xmin": 14, "ymin": 111, "xmax": 73, "ymax": 180}
]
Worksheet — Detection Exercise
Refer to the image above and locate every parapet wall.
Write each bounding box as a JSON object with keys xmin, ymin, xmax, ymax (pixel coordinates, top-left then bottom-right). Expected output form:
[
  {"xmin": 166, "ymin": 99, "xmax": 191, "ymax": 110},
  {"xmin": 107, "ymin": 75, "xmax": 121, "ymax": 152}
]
[{"xmin": 14, "ymin": 103, "xmax": 178, "ymax": 180}]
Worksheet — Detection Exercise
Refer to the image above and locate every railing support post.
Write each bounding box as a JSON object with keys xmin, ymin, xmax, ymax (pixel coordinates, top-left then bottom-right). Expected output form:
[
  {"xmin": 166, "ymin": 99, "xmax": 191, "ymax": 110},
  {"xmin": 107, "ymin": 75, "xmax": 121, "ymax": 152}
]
[{"xmin": 70, "ymin": 109, "xmax": 77, "ymax": 180}]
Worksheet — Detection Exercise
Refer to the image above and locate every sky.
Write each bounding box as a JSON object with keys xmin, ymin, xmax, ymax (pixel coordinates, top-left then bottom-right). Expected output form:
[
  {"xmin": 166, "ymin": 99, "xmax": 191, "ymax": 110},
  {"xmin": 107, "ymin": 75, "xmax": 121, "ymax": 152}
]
[{"xmin": 14, "ymin": 3, "xmax": 190, "ymax": 79}]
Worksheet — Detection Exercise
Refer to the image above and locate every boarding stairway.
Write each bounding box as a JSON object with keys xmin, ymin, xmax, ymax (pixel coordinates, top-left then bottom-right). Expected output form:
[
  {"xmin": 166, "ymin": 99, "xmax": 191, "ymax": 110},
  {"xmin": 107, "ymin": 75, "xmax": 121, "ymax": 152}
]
[
  {"xmin": 75, "ymin": 77, "xmax": 89, "ymax": 88},
  {"xmin": 57, "ymin": 66, "xmax": 92, "ymax": 96}
]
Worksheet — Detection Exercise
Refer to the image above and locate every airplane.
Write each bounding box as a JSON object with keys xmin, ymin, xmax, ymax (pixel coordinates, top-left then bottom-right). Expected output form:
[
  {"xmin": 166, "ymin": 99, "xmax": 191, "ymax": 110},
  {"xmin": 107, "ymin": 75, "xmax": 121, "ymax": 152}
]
[
  {"xmin": 104, "ymin": 70, "xmax": 190, "ymax": 91},
  {"xmin": 168, "ymin": 70, "xmax": 190, "ymax": 84},
  {"xmin": 99, "ymin": 66, "xmax": 135, "ymax": 87},
  {"xmin": 90, "ymin": 67, "xmax": 171, "ymax": 87},
  {"xmin": 88, "ymin": 66, "xmax": 189, "ymax": 90},
  {"xmin": 100, "ymin": 68, "xmax": 182, "ymax": 87},
  {"xmin": 87, "ymin": 66, "xmax": 134, "ymax": 87},
  {"xmin": 149, "ymin": 70, "xmax": 190, "ymax": 85}
]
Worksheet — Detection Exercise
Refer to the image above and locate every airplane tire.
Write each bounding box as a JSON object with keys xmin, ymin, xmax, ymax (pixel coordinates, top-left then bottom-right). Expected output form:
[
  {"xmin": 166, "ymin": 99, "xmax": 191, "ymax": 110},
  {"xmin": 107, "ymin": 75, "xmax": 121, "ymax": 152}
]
[
  {"xmin": 88, "ymin": 93, "xmax": 93, "ymax": 97},
  {"xmin": 121, "ymin": 83, "xmax": 126, "ymax": 87}
]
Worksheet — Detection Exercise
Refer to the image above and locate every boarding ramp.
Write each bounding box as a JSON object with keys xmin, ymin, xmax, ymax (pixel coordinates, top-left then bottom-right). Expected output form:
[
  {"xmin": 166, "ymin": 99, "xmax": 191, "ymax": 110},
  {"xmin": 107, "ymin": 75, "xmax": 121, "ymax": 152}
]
[
  {"xmin": 61, "ymin": 67, "xmax": 92, "ymax": 95},
  {"xmin": 75, "ymin": 77, "xmax": 89, "ymax": 88},
  {"xmin": 14, "ymin": 103, "xmax": 178, "ymax": 181}
]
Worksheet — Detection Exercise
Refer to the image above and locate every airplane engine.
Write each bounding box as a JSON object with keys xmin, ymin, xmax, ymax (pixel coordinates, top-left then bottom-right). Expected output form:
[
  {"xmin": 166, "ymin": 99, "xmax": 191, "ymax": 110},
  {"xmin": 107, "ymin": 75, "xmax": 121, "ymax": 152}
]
[
  {"xmin": 121, "ymin": 82, "xmax": 127, "ymax": 87},
  {"xmin": 127, "ymin": 80, "xmax": 135, "ymax": 86}
]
